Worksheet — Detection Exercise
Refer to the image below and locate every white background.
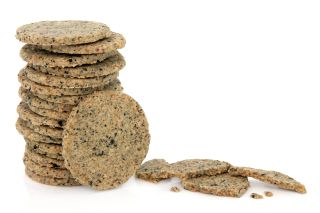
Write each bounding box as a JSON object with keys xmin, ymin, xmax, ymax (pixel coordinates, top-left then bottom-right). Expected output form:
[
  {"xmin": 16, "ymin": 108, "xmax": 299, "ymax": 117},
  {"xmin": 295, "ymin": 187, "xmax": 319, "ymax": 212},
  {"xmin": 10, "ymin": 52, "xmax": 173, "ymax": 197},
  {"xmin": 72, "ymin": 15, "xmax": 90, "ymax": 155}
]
[{"xmin": 0, "ymin": 0, "xmax": 319, "ymax": 212}]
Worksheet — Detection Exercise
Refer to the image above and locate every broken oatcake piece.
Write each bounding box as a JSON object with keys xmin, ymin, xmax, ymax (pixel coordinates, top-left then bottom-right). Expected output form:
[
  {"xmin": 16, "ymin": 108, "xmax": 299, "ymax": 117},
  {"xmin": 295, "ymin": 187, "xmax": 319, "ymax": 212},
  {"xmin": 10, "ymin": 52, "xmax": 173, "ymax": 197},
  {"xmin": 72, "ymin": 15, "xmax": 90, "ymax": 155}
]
[
  {"xmin": 250, "ymin": 193, "xmax": 263, "ymax": 199},
  {"xmin": 228, "ymin": 166, "xmax": 306, "ymax": 193},
  {"xmin": 182, "ymin": 173, "xmax": 250, "ymax": 198},
  {"xmin": 168, "ymin": 159, "xmax": 231, "ymax": 180},
  {"xmin": 136, "ymin": 159, "xmax": 171, "ymax": 183}
]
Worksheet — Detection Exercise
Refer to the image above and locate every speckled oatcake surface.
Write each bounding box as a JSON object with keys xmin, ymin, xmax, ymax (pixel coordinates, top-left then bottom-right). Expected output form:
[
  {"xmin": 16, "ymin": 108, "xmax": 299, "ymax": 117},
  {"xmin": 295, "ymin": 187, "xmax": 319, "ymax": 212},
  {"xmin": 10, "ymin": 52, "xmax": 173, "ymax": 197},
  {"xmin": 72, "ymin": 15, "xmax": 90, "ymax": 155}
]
[
  {"xmin": 24, "ymin": 155, "xmax": 71, "ymax": 178},
  {"xmin": 26, "ymin": 66, "xmax": 120, "ymax": 89},
  {"xmin": 168, "ymin": 159, "xmax": 231, "ymax": 180},
  {"xmin": 136, "ymin": 159, "xmax": 171, "ymax": 183},
  {"xmin": 24, "ymin": 148, "xmax": 65, "ymax": 169},
  {"xmin": 228, "ymin": 166, "xmax": 306, "ymax": 193},
  {"xmin": 19, "ymin": 68, "xmax": 118, "ymax": 96},
  {"xmin": 38, "ymin": 32, "xmax": 126, "ymax": 55},
  {"xmin": 20, "ymin": 45, "xmax": 117, "ymax": 68},
  {"xmin": 33, "ymin": 79, "xmax": 123, "ymax": 105},
  {"xmin": 17, "ymin": 102, "xmax": 65, "ymax": 128},
  {"xmin": 25, "ymin": 168, "xmax": 80, "ymax": 186},
  {"xmin": 19, "ymin": 88, "xmax": 74, "ymax": 113},
  {"xmin": 29, "ymin": 53, "xmax": 125, "ymax": 78},
  {"xmin": 16, "ymin": 118, "xmax": 62, "ymax": 144},
  {"xmin": 26, "ymin": 139, "xmax": 63, "ymax": 160},
  {"xmin": 16, "ymin": 20, "xmax": 111, "ymax": 46},
  {"xmin": 182, "ymin": 174, "xmax": 250, "ymax": 198},
  {"xmin": 63, "ymin": 91, "xmax": 150, "ymax": 190}
]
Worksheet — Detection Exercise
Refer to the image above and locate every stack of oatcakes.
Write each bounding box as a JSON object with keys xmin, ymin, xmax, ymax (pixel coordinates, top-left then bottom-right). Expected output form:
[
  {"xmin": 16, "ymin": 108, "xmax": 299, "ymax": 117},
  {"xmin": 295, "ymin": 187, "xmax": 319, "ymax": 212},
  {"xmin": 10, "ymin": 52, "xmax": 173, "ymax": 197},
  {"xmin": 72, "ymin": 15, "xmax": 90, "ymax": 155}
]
[{"xmin": 15, "ymin": 21, "xmax": 126, "ymax": 186}]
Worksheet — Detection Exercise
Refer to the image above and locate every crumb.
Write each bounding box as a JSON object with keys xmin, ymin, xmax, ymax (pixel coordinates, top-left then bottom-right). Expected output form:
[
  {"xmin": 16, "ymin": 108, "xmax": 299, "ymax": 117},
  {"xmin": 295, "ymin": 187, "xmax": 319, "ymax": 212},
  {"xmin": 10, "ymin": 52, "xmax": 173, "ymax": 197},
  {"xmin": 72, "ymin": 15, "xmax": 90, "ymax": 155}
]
[
  {"xmin": 170, "ymin": 186, "xmax": 180, "ymax": 192},
  {"xmin": 264, "ymin": 191, "xmax": 273, "ymax": 197},
  {"xmin": 250, "ymin": 193, "xmax": 263, "ymax": 199}
]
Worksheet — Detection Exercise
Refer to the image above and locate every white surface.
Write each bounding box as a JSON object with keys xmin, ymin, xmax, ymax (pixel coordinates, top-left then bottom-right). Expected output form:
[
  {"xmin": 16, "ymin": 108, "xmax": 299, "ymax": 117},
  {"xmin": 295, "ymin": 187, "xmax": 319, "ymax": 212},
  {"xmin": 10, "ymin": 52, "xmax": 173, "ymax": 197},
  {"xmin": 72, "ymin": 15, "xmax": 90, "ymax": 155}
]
[{"xmin": 0, "ymin": 0, "xmax": 319, "ymax": 212}]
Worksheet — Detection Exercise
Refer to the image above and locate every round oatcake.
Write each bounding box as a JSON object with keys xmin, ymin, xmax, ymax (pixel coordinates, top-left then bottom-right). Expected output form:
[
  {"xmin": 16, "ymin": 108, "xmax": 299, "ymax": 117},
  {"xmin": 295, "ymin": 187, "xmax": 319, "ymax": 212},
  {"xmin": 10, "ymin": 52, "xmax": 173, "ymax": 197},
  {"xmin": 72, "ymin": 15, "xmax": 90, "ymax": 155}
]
[
  {"xmin": 26, "ymin": 139, "xmax": 63, "ymax": 160},
  {"xmin": 38, "ymin": 32, "xmax": 126, "ymax": 55},
  {"xmin": 24, "ymin": 148, "xmax": 65, "ymax": 169},
  {"xmin": 20, "ymin": 45, "xmax": 117, "ymax": 68},
  {"xmin": 63, "ymin": 91, "xmax": 150, "ymax": 190},
  {"xmin": 16, "ymin": 20, "xmax": 111, "ymax": 45}
]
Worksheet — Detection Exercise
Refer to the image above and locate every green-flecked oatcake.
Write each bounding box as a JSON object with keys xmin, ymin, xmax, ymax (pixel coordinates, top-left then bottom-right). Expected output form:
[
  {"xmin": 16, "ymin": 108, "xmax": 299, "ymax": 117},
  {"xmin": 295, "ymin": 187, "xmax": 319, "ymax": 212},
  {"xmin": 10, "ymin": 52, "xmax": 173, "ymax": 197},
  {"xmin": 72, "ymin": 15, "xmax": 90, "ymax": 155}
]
[
  {"xmin": 63, "ymin": 91, "xmax": 150, "ymax": 190},
  {"xmin": 16, "ymin": 20, "xmax": 111, "ymax": 46},
  {"xmin": 136, "ymin": 159, "xmax": 172, "ymax": 183}
]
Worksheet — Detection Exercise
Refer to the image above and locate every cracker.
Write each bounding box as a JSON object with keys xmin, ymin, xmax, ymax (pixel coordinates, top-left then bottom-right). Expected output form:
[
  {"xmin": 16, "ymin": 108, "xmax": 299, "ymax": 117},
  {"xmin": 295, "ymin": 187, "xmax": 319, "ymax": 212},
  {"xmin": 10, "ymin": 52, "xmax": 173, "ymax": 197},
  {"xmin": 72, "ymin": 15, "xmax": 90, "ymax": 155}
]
[
  {"xmin": 19, "ymin": 68, "xmax": 118, "ymax": 96},
  {"xmin": 38, "ymin": 32, "xmax": 126, "ymax": 54},
  {"xmin": 25, "ymin": 168, "xmax": 80, "ymax": 186},
  {"xmin": 16, "ymin": 118, "xmax": 62, "ymax": 144},
  {"xmin": 17, "ymin": 102, "xmax": 65, "ymax": 128},
  {"xmin": 24, "ymin": 148, "xmax": 65, "ymax": 169},
  {"xmin": 33, "ymin": 79, "xmax": 123, "ymax": 105},
  {"xmin": 29, "ymin": 53, "xmax": 125, "ymax": 78},
  {"xmin": 21, "ymin": 118, "xmax": 63, "ymax": 139},
  {"xmin": 16, "ymin": 20, "xmax": 111, "ymax": 46},
  {"xmin": 228, "ymin": 166, "xmax": 306, "ymax": 193},
  {"xmin": 24, "ymin": 155, "xmax": 71, "ymax": 178},
  {"xmin": 26, "ymin": 139, "xmax": 63, "ymax": 160},
  {"xmin": 136, "ymin": 159, "xmax": 171, "ymax": 182},
  {"xmin": 20, "ymin": 45, "xmax": 117, "ymax": 68},
  {"xmin": 168, "ymin": 159, "xmax": 231, "ymax": 180},
  {"xmin": 182, "ymin": 174, "xmax": 250, "ymax": 198},
  {"xmin": 26, "ymin": 66, "xmax": 120, "ymax": 89},
  {"xmin": 19, "ymin": 87, "xmax": 74, "ymax": 112},
  {"xmin": 63, "ymin": 91, "xmax": 150, "ymax": 190},
  {"xmin": 28, "ymin": 103, "xmax": 69, "ymax": 121}
]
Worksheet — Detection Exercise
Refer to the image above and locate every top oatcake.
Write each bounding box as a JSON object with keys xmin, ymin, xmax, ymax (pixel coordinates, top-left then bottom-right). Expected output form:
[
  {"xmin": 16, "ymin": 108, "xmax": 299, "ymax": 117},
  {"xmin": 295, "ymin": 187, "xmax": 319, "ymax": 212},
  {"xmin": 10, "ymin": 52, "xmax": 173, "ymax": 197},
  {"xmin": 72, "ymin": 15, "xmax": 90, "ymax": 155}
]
[{"xmin": 16, "ymin": 20, "xmax": 112, "ymax": 46}]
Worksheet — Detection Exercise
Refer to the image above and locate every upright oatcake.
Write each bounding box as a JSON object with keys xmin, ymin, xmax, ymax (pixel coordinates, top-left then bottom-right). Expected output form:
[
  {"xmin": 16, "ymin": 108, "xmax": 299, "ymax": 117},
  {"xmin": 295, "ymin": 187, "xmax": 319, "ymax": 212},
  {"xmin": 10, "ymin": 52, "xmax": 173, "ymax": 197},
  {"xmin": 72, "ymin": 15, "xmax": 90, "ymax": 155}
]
[
  {"xmin": 182, "ymin": 174, "xmax": 250, "ymax": 198},
  {"xmin": 17, "ymin": 102, "xmax": 65, "ymax": 128},
  {"xmin": 16, "ymin": 20, "xmax": 111, "ymax": 45},
  {"xmin": 228, "ymin": 166, "xmax": 306, "ymax": 193},
  {"xmin": 29, "ymin": 53, "xmax": 125, "ymax": 78},
  {"xmin": 33, "ymin": 79, "xmax": 123, "ymax": 105},
  {"xmin": 24, "ymin": 148, "xmax": 65, "ymax": 169},
  {"xmin": 25, "ymin": 168, "xmax": 80, "ymax": 186},
  {"xmin": 23, "ymin": 156, "xmax": 71, "ymax": 179},
  {"xmin": 168, "ymin": 159, "xmax": 231, "ymax": 180},
  {"xmin": 26, "ymin": 66, "xmax": 120, "ymax": 89},
  {"xmin": 63, "ymin": 91, "xmax": 150, "ymax": 190},
  {"xmin": 38, "ymin": 32, "xmax": 126, "ymax": 55},
  {"xmin": 19, "ymin": 68, "xmax": 119, "ymax": 96},
  {"xmin": 136, "ymin": 159, "xmax": 171, "ymax": 183},
  {"xmin": 16, "ymin": 118, "xmax": 62, "ymax": 144},
  {"xmin": 20, "ymin": 45, "xmax": 117, "ymax": 68},
  {"xmin": 19, "ymin": 88, "xmax": 74, "ymax": 112},
  {"xmin": 26, "ymin": 140, "xmax": 63, "ymax": 160}
]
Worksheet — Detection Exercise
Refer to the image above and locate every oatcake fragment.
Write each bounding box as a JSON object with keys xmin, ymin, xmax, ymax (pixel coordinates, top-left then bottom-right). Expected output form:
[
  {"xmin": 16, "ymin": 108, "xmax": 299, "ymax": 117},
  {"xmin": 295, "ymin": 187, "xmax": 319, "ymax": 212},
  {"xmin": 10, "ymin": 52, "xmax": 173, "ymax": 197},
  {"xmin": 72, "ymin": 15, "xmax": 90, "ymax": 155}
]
[
  {"xmin": 19, "ymin": 68, "xmax": 119, "ymax": 96},
  {"xmin": 26, "ymin": 66, "xmax": 120, "ymax": 89},
  {"xmin": 16, "ymin": 20, "xmax": 111, "ymax": 46},
  {"xmin": 23, "ymin": 155, "xmax": 71, "ymax": 178},
  {"xmin": 168, "ymin": 159, "xmax": 231, "ymax": 180},
  {"xmin": 38, "ymin": 32, "xmax": 126, "ymax": 55},
  {"xmin": 182, "ymin": 174, "xmax": 249, "ymax": 198},
  {"xmin": 264, "ymin": 191, "xmax": 273, "ymax": 197},
  {"xmin": 228, "ymin": 166, "xmax": 306, "ymax": 194},
  {"xmin": 24, "ymin": 148, "xmax": 65, "ymax": 169},
  {"xmin": 25, "ymin": 168, "xmax": 80, "ymax": 186},
  {"xmin": 29, "ymin": 53, "xmax": 125, "ymax": 78},
  {"xmin": 19, "ymin": 87, "xmax": 74, "ymax": 112},
  {"xmin": 250, "ymin": 193, "xmax": 263, "ymax": 199},
  {"xmin": 16, "ymin": 118, "xmax": 62, "ymax": 144},
  {"xmin": 170, "ymin": 186, "xmax": 180, "ymax": 192},
  {"xmin": 136, "ymin": 159, "xmax": 171, "ymax": 182},
  {"xmin": 20, "ymin": 45, "xmax": 117, "ymax": 68},
  {"xmin": 63, "ymin": 91, "xmax": 150, "ymax": 190},
  {"xmin": 17, "ymin": 102, "xmax": 65, "ymax": 128},
  {"xmin": 26, "ymin": 139, "xmax": 63, "ymax": 160}
]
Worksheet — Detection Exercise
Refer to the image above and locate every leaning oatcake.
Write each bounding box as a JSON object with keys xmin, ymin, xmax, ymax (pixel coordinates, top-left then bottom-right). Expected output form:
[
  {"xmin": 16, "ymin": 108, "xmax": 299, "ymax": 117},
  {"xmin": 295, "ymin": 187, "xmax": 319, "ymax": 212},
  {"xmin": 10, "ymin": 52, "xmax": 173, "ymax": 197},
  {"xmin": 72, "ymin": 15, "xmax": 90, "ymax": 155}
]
[{"xmin": 63, "ymin": 91, "xmax": 150, "ymax": 190}]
